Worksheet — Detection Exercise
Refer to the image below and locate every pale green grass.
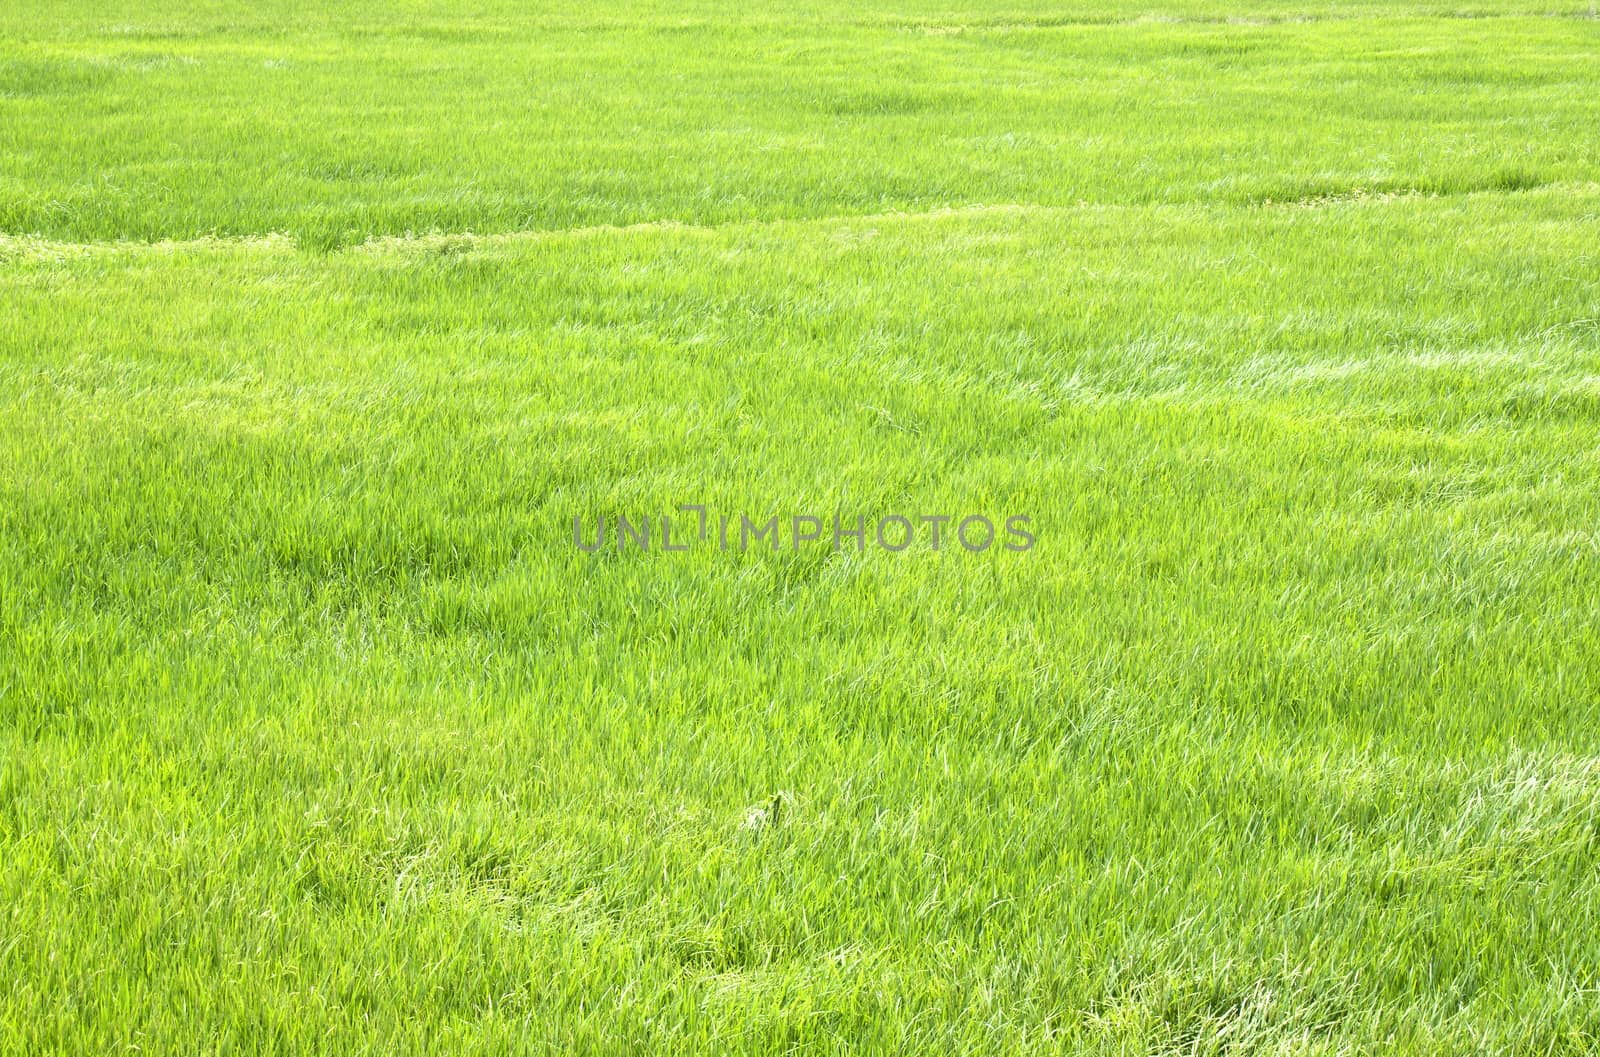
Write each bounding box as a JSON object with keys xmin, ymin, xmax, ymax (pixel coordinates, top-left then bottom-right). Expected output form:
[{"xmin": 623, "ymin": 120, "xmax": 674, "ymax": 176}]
[{"xmin": 2, "ymin": 1, "xmax": 1600, "ymax": 1054}]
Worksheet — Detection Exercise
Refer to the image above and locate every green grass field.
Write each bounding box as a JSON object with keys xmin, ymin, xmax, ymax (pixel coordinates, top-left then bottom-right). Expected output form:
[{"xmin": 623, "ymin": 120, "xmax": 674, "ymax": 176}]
[{"xmin": 4, "ymin": 0, "xmax": 1600, "ymax": 1052}]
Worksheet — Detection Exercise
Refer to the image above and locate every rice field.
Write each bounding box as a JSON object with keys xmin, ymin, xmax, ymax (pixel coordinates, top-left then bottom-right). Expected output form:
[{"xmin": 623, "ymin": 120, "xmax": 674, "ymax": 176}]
[{"xmin": 3, "ymin": 0, "xmax": 1600, "ymax": 1052}]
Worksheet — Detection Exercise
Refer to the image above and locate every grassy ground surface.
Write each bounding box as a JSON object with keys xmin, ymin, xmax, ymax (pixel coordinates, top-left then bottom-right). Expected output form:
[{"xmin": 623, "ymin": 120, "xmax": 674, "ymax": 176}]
[{"xmin": 3, "ymin": 1, "xmax": 1600, "ymax": 1053}]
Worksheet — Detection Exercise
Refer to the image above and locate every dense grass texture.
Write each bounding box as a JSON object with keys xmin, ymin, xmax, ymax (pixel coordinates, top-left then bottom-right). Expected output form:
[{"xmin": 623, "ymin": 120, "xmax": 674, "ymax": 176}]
[{"xmin": 3, "ymin": 0, "xmax": 1600, "ymax": 1053}]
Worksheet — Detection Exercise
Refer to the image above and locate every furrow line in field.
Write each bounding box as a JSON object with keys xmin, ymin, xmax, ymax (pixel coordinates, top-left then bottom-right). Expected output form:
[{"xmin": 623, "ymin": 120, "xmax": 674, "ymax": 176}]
[{"xmin": 2, "ymin": 179, "xmax": 1595, "ymax": 258}]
